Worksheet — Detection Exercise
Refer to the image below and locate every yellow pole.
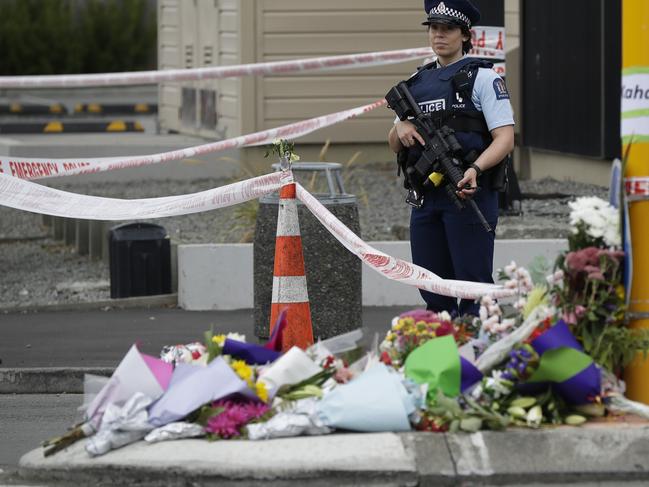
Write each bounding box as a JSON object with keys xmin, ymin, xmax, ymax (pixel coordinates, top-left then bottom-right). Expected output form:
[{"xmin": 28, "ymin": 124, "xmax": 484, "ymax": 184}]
[{"xmin": 622, "ymin": 0, "xmax": 649, "ymax": 403}]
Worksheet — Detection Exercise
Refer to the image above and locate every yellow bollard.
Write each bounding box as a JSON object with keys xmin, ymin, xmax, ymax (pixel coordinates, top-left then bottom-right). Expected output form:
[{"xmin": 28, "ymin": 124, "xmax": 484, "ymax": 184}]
[{"xmin": 622, "ymin": 0, "xmax": 649, "ymax": 403}]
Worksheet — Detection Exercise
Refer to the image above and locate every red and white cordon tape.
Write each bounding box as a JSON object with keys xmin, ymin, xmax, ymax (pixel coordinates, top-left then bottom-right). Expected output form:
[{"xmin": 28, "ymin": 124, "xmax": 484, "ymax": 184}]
[
  {"xmin": 0, "ymin": 168, "xmax": 510, "ymax": 300},
  {"xmin": 0, "ymin": 48, "xmax": 434, "ymax": 89},
  {"xmin": 0, "ymin": 41, "xmax": 505, "ymax": 89},
  {"xmin": 625, "ymin": 177, "xmax": 649, "ymax": 201},
  {"xmin": 0, "ymin": 170, "xmax": 290, "ymax": 220},
  {"xmin": 294, "ymin": 183, "xmax": 515, "ymax": 300},
  {"xmin": 0, "ymin": 99, "xmax": 387, "ymax": 181}
]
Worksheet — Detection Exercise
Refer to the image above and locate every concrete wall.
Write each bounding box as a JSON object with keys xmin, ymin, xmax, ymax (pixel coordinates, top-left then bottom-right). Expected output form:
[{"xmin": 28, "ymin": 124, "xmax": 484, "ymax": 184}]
[{"xmin": 178, "ymin": 239, "xmax": 568, "ymax": 310}]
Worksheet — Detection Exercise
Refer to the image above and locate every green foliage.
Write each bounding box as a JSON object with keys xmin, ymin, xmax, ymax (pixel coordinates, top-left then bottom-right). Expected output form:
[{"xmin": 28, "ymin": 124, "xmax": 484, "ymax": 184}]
[
  {"xmin": 552, "ymin": 245, "xmax": 649, "ymax": 372},
  {"xmin": 264, "ymin": 139, "xmax": 299, "ymax": 162},
  {"xmin": 0, "ymin": 0, "xmax": 156, "ymax": 75}
]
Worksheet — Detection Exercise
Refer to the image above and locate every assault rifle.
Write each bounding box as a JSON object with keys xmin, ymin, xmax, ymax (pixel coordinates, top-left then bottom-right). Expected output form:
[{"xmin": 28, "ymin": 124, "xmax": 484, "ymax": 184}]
[{"xmin": 385, "ymin": 81, "xmax": 493, "ymax": 233}]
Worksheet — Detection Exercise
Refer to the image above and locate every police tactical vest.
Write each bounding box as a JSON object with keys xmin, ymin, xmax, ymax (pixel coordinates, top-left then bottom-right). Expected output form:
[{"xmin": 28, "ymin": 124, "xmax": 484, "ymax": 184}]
[{"xmin": 405, "ymin": 57, "xmax": 493, "ymax": 160}]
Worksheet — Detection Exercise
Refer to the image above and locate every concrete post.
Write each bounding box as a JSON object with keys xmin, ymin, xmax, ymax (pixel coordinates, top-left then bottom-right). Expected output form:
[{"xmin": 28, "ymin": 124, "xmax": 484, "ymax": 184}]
[
  {"xmin": 64, "ymin": 219, "xmax": 76, "ymax": 246},
  {"xmin": 75, "ymin": 220, "xmax": 90, "ymax": 255},
  {"xmin": 89, "ymin": 221, "xmax": 106, "ymax": 261},
  {"xmin": 53, "ymin": 217, "xmax": 64, "ymax": 241}
]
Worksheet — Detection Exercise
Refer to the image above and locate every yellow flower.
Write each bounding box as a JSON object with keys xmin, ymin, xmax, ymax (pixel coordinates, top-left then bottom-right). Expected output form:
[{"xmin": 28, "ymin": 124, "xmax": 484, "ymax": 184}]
[
  {"xmin": 231, "ymin": 360, "xmax": 252, "ymax": 383},
  {"xmin": 212, "ymin": 334, "xmax": 226, "ymax": 346},
  {"xmin": 616, "ymin": 285, "xmax": 626, "ymax": 300},
  {"xmin": 255, "ymin": 381, "xmax": 269, "ymax": 402},
  {"xmin": 393, "ymin": 320, "xmax": 404, "ymax": 332}
]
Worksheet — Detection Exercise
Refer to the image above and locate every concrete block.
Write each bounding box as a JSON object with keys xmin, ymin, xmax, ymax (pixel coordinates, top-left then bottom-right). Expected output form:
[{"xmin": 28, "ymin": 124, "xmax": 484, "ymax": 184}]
[
  {"xmin": 253, "ymin": 197, "xmax": 362, "ymax": 340},
  {"xmin": 493, "ymin": 238, "xmax": 567, "ymax": 273},
  {"xmin": 177, "ymin": 239, "xmax": 569, "ymax": 311},
  {"xmin": 178, "ymin": 244, "xmax": 253, "ymax": 311},
  {"xmin": 75, "ymin": 220, "xmax": 89, "ymax": 255}
]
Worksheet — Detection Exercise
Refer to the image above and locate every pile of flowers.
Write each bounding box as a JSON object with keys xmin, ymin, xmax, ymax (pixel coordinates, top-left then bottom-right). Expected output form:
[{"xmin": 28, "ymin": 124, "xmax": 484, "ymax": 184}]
[{"xmin": 42, "ymin": 195, "xmax": 649, "ymax": 457}]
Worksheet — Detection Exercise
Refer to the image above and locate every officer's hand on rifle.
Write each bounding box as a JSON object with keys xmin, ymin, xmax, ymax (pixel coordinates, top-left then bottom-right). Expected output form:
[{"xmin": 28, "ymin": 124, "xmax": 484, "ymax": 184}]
[
  {"xmin": 395, "ymin": 120, "xmax": 426, "ymax": 148},
  {"xmin": 456, "ymin": 165, "xmax": 479, "ymax": 200}
]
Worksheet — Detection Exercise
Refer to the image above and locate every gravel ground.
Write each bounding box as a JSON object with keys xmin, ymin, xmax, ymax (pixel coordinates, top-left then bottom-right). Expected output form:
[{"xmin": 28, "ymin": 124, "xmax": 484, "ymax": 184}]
[{"xmin": 0, "ymin": 166, "xmax": 608, "ymax": 309}]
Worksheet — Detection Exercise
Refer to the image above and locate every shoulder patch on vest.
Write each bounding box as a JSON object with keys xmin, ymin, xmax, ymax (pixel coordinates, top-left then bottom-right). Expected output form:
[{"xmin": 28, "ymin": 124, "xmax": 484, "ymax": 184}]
[{"xmin": 493, "ymin": 78, "xmax": 510, "ymax": 100}]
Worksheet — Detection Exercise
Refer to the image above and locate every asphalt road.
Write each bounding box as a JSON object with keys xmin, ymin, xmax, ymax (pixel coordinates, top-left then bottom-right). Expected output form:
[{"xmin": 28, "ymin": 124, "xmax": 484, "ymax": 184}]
[
  {"xmin": 0, "ymin": 306, "xmax": 404, "ymax": 369},
  {"xmin": 0, "ymin": 394, "xmax": 81, "ymax": 470}
]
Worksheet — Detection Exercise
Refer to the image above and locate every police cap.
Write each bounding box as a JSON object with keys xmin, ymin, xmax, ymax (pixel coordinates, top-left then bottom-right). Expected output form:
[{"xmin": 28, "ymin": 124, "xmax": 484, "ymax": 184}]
[{"xmin": 422, "ymin": 0, "xmax": 481, "ymax": 29}]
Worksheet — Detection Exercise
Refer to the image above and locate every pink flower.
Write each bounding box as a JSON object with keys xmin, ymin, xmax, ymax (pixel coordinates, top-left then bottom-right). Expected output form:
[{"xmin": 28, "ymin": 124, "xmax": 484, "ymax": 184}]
[
  {"xmin": 205, "ymin": 399, "xmax": 270, "ymax": 439},
  {"xmin": 399, "ymin": 309, "xmax": 439, "ymax": 323},
  {"xmin": 334, "ymin": 367, "xmax": 354, "ymax": 384},
  {"xmin": 575, "ymin": 305, "xmax": 586, "ymax": 318},
  {"xmin": 562, "ymin": 310, "xmax": 577, "ymax": 325},
  {"xmin": 587, "ymin": 271, "xmax": 605, "ymax": 281}
]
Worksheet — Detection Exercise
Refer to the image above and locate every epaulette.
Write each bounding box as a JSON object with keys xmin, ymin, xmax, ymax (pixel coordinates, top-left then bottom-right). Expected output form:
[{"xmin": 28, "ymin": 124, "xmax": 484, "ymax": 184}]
[{"xmin": 458, "ymin": 59, "xmax": 494, "ymax": 73}]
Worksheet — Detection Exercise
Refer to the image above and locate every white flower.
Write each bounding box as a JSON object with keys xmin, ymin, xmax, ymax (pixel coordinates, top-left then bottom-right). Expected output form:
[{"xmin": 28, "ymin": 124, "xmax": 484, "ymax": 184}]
[
  {"xmin": 480, "ymin": 295, "xmax": 494, "ymax": 306},
  {"xmin": 479, "ymin": 306, "xmax": 488, "ymax": 322},
  {"xmin": 526, "ymin": 405, "xmax": 543, "ymax": 428},
  {"xmin": 504, "ymin": 279, "xmax": 518, "ymax": 289},
  {"xmin": 569, "ymin": 196, "xmax": 620, "ymax": 247},
  {"xmin": 513, "ymin": 298, "xmax": 527, "ymax": 310},
  {"xmin": 488, "ymin": 304, "xmax": 501, "ymax": 316},
  {"xmin": 504, "ymin": 261, "xmax": 518, "ymax": 276},
  {"xmin": 496, "ymin": 318, "xmax": 517, "ymax": 333},
  {"xmin": 439, "ymin": 311, "xmax": 452, "ymax": 322},
  {"xmin": 226, "ymin": 332, "xmax": 246, "ymax": 342}
]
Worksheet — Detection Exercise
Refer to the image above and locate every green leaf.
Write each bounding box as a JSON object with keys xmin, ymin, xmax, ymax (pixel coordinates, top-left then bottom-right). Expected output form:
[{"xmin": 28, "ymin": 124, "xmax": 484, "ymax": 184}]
[{"xmin": 460, "ymin": 417, "xmax": 483, "ymax": 433}]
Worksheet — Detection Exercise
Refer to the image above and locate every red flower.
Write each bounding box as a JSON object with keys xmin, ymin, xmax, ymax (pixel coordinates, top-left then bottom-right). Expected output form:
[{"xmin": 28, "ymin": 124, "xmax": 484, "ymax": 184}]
[
  {"xmin": 380, "ymin": 351, "xmax": 392, "ymax": 366},
  {"xmin": 435, "ymin": 322, "xmax": 456, "ymax": 338},
  {"xmin": 322, "ymin": 355, "xmax": 336, "ymax": 369}
]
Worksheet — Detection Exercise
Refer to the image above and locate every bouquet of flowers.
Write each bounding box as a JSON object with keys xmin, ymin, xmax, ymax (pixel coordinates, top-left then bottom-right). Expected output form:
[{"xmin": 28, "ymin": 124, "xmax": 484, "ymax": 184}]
[{"xmin": 379, "ymin": 309, "xmax": 472, "ymax": 367}]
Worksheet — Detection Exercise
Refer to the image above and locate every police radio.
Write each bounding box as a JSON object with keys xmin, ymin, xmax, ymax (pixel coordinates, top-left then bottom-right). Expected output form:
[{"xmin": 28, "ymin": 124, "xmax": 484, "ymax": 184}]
[{"xmin": 386, "ymin": 81, "xmax": 493, "ymax": 233}]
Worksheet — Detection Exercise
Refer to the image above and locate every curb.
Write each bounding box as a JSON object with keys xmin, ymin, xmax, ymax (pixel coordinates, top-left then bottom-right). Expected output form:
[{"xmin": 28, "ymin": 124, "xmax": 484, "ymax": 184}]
[
  {"xmin": 0, "ymin": 367, "xmax": 113, "ymax": 394},
  {"xmin": 0, "ymin": 293, "xmax": 178, "ymax": 315},
  {"xmin": 16, "ymin": 426, "xmax": 649, "ymax": 486}
]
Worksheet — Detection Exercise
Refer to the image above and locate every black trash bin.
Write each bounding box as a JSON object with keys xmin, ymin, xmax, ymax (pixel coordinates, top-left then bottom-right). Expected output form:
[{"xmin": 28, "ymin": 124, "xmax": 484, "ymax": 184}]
[{"xmin": 109, "ymin": 223, "xmax": 171, "ymax": 299}]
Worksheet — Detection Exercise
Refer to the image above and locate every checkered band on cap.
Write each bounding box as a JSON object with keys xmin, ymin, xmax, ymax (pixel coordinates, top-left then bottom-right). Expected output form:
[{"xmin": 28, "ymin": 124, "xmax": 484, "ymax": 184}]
[{"xmin": 429, "ymin": 1, "xmax": 472, "ymax": 27}]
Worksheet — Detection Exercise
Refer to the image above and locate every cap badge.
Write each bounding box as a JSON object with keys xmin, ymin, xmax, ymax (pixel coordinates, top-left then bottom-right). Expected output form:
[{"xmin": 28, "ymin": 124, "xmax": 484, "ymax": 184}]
[{"xmin": 438, "ymin": 2, "xmax": 446, "ymax": 13}]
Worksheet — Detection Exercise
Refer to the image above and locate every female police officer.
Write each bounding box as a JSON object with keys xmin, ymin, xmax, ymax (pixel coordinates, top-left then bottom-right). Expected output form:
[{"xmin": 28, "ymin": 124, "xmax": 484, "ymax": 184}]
[{"xmin": 387, "ymin": 0, "xmax": 514, "ymax": 316}]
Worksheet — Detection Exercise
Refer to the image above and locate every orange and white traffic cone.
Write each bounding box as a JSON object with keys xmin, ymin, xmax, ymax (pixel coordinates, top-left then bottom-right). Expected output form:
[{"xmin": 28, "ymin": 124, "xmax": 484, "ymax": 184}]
[{"xmin": 269, "ymin": 182, "xmax": 314, "ymax": 351}]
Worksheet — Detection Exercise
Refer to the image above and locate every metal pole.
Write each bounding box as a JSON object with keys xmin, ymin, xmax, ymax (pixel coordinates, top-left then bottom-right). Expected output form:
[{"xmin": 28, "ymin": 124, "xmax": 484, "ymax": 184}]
[{"xmin": 622, "ymin": 0, "xmax": 649, "ymax": 403}]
